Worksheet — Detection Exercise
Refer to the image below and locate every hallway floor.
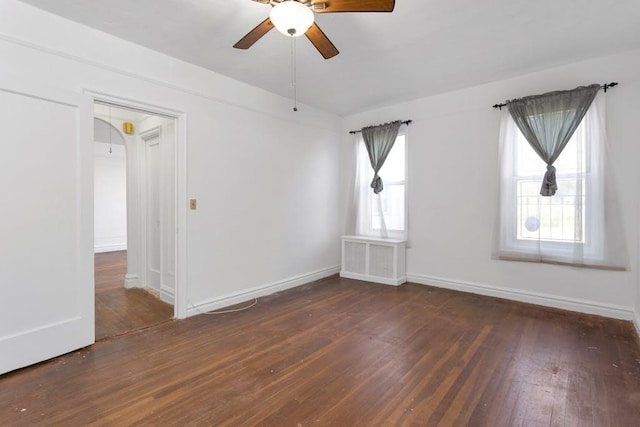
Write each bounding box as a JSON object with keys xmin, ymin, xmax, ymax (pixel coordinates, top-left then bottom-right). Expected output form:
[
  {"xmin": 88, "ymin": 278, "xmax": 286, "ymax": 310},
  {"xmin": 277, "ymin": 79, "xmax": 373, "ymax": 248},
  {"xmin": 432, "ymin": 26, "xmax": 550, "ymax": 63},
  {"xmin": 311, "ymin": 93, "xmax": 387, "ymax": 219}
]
[{"xmin": 95, "ymin": 250, "xmax": 173, "ymax": 340}]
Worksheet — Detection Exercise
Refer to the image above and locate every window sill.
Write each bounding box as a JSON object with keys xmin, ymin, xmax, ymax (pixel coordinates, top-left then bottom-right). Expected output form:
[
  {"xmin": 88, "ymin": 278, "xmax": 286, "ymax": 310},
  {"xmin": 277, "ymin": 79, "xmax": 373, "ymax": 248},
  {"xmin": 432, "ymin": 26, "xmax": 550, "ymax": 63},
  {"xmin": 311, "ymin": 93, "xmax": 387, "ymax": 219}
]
[{"xmin": 497, "ymin": 254, "xmax": 626, "ymax": 271}]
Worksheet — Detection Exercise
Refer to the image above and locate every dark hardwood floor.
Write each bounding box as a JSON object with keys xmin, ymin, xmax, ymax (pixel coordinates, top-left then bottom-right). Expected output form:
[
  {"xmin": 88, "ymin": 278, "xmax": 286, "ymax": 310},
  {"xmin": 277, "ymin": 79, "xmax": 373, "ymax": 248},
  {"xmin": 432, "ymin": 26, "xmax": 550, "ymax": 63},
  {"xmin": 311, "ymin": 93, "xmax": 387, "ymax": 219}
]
[
  {"xmin": 95, "ymin": 250, "xmax": 173, "ymax": 341},
  {"xmin": 2, "ymin": 276, "xmax": 639, "ymax": 425}
]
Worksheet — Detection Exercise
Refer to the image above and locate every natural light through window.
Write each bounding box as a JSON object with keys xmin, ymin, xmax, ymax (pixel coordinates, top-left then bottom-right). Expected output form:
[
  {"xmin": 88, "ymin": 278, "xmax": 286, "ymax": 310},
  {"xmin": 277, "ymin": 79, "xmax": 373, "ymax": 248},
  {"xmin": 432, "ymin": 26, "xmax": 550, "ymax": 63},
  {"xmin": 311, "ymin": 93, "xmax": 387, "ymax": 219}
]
[
  {"xmin": 496, "ymin": 93, "xmax": 629, "ymax": 269},
  {"xmin": 355, "ymin": 132, "xmax": 407, "ymax": 239},
  {"xmin": 371, "ymin": 134, "xmax": 405, "ymax": 232},
  {"xmin": 514, "ymin": 122, "xmax": 587, "ymax": 243}
]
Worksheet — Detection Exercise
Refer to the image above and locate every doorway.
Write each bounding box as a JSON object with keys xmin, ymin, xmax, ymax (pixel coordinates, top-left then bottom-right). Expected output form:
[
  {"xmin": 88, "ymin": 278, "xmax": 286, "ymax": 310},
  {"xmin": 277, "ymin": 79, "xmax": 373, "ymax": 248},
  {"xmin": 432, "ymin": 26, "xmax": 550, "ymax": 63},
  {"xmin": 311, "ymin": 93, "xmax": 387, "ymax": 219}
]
[{"xmin": 93, "ymin": 101, "xmax": 178, "ymax": 339}]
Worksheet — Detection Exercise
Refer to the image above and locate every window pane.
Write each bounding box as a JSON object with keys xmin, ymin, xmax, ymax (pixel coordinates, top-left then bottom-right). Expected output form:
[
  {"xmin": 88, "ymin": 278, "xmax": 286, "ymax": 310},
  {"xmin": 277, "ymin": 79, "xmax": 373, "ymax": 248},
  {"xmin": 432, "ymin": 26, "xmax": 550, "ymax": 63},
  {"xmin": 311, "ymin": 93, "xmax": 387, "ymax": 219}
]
[
  {"xmin": 358, "ymin": 133, "xmax": 406, "ymax": 237},
  {"xmin": 516, "ymin": 135, "xmax": 546, "ymax": 176},
  {"xmin": 378, "ymin": 135, "xmax": 405, "ymax": 183},
  {"xmin": 516, "ymin": 178, "xmax": 584, "ymax": 243},
  {"xmin": 371, "ymin": 184, "xmax": 405, "ymax": 231},
  {"xmin": 514, "ymin": 114, "xmax": 587, "ymax": 244},
  {"xmin": 515, "ymin": 124, "xmax": 585, "ymax": 176}
]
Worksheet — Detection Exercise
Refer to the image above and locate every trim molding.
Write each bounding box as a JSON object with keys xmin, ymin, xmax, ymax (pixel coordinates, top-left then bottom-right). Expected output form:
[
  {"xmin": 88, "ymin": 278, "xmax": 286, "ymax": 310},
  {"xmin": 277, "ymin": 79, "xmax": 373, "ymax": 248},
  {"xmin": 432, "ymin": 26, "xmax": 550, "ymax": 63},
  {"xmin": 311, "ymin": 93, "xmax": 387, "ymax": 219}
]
[
  {"xmin": 87, "ymin": 91, "xmax": 188, "ymax": 320},
  {"xmin": 124, "ymin": 274, "xmax": 139, "ymax": 289},
  {"xmin": 187, "ymin": 265, "xmax": 340, "ymax": 317},
  {"xmin": 634, "ymin": 311, "xmax": 640, "ymax": 340},
  {"xmin": 94, "ymin": 243, "xmax": 127, "ymax": 253},
  {"xmin": 406, "ymin": 273, "xmax": 635, "ymax": 321},
  {"xmin": 160, "ymin": 287, "xmax": 175, "ymax": 306}
]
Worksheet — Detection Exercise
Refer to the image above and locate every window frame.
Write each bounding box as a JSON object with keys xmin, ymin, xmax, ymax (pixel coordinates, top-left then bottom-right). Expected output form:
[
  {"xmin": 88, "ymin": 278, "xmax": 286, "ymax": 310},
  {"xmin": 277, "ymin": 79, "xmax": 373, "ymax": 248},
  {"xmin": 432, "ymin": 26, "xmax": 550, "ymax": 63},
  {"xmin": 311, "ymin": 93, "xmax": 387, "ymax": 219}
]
[
  {"xmin": 357, "ymin": 129, "xmax": 408, "ymax": 240},
  {"xmin": 499, "ymin": 106, "xmax": 601, "ymax": 262}
]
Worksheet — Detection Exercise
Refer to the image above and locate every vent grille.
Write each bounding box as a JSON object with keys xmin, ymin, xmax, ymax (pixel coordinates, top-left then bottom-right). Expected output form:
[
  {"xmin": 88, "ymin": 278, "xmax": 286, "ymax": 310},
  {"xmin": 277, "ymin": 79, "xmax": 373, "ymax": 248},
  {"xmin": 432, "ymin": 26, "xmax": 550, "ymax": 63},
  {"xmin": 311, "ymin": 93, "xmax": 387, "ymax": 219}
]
[
  {"xmin": 369, "ymin": 244, "xmax": 394, "ymax": 278},
  {"xmin": 341, "ymin": 236, "xmax": 406, "ymax": 285},
  {"xmin": 344, "ymin": 241, "xmax": 366, "ymax": 274}
]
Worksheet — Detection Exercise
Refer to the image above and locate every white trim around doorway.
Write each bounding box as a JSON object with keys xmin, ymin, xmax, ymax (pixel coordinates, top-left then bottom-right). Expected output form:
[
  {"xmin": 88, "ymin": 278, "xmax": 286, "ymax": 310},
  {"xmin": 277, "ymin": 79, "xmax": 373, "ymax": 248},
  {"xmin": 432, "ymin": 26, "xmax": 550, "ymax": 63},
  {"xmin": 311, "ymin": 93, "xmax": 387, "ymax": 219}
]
[{"xmin": 84, "ymin": 89, "xmax": 188, "ymax": 319}]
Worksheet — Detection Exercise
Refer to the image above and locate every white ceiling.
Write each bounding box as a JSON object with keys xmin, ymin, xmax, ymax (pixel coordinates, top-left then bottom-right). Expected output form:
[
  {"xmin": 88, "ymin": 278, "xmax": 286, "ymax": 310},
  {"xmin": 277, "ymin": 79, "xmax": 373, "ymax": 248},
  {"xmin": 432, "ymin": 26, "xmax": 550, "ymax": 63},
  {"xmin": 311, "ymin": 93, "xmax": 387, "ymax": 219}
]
[{"xmin": 19, "ymin": 0, "xmax": 640, "ymax": 116}]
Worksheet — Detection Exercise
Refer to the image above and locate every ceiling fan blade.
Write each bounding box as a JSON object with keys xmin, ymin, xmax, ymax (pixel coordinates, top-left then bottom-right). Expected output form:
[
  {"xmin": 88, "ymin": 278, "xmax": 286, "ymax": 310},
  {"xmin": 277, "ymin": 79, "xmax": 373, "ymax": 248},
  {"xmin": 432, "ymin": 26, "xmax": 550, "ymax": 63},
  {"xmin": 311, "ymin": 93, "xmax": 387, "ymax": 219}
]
[
  {"xmin": 305, "ymin": 23, "xmax": 339, "ymax": 59},
  {"xmin": 233, "ymin": 18, "xmax": 274, "ymax": 50},
  {"xmin": 312, "ymin": 0, "xmax": 395, "ymax": 13}
]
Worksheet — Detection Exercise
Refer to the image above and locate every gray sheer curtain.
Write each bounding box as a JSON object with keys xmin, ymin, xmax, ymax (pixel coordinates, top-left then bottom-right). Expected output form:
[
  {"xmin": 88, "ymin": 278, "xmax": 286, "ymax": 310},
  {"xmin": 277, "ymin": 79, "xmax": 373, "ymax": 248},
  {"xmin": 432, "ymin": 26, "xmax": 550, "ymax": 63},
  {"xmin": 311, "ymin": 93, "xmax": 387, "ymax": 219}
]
[
  {"xmin": 361, "ymin": 120, "xmax": 402, "ymax": 194},
  {"xmin": 507, "ymin": 84, "xmax": 600, "ymax": 196}
]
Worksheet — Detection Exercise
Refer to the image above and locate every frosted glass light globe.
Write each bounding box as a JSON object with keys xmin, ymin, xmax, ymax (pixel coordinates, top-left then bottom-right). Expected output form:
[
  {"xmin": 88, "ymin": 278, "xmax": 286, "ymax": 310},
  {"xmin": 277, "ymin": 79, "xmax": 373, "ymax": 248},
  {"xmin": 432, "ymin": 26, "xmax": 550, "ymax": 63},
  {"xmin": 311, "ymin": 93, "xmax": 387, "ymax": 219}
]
[{"xmin": 270, "ymin": 1, "xmax": 314, "ymax": 37}]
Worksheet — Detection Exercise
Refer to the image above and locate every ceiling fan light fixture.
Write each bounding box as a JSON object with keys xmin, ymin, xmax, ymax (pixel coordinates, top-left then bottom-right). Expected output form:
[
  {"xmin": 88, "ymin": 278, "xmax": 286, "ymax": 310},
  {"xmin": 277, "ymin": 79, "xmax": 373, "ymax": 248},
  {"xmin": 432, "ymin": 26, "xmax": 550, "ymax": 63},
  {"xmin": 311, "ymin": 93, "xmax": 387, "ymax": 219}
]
[{"xmin": 270, "ymin": 1, "xmax": 314, "ymax": 37}]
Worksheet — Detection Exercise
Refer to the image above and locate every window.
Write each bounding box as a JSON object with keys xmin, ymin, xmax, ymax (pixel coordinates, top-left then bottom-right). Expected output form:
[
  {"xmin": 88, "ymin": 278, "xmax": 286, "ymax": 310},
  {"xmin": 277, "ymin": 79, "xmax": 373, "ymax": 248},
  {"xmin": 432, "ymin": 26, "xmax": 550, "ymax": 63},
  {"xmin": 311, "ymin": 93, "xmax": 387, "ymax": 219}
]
[
  {"xmin": 497, "ymin": 94, "xmax": 625, "ymax": 268},
  {"xmin": 354, "ymin": 131, "xmax": 407, "ymax": 239},
  {"xmin": 514, "ymin": 116, "xmax": 587, "ymax": 244}
]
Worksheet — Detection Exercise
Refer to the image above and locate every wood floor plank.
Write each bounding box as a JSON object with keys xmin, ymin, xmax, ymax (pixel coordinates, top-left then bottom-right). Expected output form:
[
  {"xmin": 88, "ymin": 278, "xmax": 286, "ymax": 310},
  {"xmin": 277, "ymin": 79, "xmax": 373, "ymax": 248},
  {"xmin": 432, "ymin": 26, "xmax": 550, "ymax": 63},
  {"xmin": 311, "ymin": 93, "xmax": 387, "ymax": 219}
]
[
  {"xmin": 94, "ymin": 251, "xmax": 173, "ymax": 340},
  {"xmin": 1, "ymin": 277, "xmax": 639, "ymax": 426}
]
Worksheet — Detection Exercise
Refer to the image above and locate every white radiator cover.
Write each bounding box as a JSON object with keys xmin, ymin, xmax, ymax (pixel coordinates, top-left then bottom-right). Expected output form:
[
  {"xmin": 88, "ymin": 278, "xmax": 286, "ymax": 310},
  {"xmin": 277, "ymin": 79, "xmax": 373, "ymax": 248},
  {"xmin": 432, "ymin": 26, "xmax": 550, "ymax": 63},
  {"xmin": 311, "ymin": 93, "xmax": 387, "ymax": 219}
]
[{"xmin": 340, "ymin": 235, "xmax": 406, "ymax": 286}]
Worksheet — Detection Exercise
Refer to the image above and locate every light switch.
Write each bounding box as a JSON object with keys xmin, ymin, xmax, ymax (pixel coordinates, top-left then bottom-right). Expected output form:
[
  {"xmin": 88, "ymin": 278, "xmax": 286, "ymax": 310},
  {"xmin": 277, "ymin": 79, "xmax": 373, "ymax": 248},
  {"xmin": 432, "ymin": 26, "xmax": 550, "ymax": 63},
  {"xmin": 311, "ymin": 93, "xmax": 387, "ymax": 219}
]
[{"xmin": 190, "ymin": 199, "xmax": 197, "ymax": 210}]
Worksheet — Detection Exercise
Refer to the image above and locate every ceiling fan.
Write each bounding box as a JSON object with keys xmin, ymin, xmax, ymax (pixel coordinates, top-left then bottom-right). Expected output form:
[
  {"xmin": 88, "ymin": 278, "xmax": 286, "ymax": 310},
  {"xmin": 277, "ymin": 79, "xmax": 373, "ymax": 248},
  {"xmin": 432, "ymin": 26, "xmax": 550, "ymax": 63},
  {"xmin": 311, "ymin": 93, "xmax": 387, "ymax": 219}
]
[{"xmin": 233, "ymin": 0, "xmax": 396, "ymax": 59}]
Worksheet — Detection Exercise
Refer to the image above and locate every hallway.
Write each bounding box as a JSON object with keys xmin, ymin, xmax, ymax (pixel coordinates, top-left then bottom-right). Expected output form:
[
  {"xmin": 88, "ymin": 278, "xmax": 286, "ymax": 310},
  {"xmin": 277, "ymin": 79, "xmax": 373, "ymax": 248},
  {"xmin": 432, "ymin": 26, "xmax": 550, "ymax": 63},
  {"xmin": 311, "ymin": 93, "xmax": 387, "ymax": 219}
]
[{"xmin": 95, "ymin": 251, "xmax": 173, "ymax": 340}]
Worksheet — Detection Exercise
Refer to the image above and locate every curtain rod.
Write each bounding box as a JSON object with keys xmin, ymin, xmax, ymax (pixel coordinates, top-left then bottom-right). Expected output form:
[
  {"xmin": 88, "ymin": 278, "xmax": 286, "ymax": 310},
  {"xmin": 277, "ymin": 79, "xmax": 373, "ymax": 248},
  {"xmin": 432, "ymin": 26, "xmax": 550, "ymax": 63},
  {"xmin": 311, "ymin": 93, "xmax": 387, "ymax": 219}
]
[
  {"xmin": 349, "ymin": 119, "xmax": 412, "ymax": 134},
  {"xmin": 492, "ymin": 82, "xmax": 618, "ymax": 110}
]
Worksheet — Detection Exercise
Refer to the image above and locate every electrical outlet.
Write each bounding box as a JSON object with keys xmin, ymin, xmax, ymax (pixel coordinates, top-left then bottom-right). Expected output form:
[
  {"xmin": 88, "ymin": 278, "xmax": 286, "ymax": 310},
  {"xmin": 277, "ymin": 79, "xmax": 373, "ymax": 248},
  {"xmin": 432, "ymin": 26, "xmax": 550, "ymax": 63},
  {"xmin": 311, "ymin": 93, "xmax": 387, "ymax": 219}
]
[{"xmin": 190, "ymin": 199, "xmax": 197, "ymax": 210}]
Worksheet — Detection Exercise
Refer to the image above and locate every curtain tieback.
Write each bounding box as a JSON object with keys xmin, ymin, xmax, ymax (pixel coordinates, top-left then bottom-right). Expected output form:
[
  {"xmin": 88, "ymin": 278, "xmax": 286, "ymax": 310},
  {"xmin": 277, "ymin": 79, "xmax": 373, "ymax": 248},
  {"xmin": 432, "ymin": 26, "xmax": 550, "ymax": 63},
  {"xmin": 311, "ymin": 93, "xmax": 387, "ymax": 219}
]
[
  {"xmin": 540, "ymin": 164, "xmax": 558, "ymax": 197},
  {"xmin": 371, "ymin": 174, "xmax": 383, "ymax": 194}
]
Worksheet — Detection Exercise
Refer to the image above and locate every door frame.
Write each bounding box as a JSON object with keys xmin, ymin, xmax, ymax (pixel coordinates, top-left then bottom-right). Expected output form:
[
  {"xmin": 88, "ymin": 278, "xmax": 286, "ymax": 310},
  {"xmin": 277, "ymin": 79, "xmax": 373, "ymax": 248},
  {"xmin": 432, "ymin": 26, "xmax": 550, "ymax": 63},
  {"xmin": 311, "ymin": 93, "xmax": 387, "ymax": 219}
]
[
  {"xmin": 86, "ymin": 89, "xmax": 188, "ymax": 319},
  {"xmin": 139, "ymin": 125, "xmax": 162, "ymax": 296}
]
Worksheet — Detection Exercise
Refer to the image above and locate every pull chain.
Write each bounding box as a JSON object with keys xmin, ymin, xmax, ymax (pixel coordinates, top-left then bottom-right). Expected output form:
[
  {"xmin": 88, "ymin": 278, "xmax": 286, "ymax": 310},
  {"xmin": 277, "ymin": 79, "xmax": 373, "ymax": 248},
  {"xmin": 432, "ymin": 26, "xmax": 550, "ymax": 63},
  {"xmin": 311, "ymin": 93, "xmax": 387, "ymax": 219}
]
[{"xmin": 291, "ymin": 37, "xmax": 298, "ymax": 112}]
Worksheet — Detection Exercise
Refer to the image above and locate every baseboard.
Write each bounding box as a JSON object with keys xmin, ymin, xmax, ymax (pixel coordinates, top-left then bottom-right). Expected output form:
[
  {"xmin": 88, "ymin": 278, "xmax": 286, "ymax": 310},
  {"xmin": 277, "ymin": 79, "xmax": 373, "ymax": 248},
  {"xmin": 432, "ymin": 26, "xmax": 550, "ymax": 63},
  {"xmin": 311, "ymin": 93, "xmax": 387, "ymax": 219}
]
[
  {"xmin": 160, "ymin": 287, "xmax": 175, "ymax": 305},
  {"xmin": 124, "ymin": 274, "xmax": 139, "ymax": 288},
  {"xmin": 340, "ymin": 271, "xmax": 406, "ymax": 286},
  {"xmin": 406, "ymin": 273, "xmax": 635, "ymax": 321},
  {"xmin": 94, "ymin": 243, "xmax": 127, "ymax": 253},
  {"xmin": 634, "ymin": 311, "xmax": 640, "ymax": 340},
  {"xmin": 187, "ymin": 265, "xmax": 340, "ymax": 317}
]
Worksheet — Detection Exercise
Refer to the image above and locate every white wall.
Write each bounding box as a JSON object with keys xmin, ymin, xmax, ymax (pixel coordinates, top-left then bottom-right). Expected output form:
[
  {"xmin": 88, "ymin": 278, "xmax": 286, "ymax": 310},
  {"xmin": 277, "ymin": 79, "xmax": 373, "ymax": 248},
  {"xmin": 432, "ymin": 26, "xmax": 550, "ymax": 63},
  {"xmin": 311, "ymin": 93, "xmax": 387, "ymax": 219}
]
[
  {"xmin": 0, "ymin": 0, "xmax": 341, "ymax": 316},
  {"xmin": 341, "ymin": 49, "xmax": 640, "ymax": 321},
  {"xmin": 4, "ymin": 0, "xmax": 636, "ymax": 334},
  {"xmin": 94, "ymin": 142, "xmax": 127, "ymax": 253}
]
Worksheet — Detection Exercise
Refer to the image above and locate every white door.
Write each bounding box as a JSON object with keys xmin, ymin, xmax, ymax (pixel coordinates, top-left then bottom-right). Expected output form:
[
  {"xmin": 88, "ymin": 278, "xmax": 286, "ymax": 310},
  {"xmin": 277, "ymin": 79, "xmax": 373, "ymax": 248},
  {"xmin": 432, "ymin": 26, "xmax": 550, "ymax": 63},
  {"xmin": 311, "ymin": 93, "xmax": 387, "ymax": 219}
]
[
  {"xmin": 145, "ymin": 135, "xmax": 161, "ymax": 292},
  {"xmin": 0, "ymin": 81, "xmax": 93, "ymax": 375}
]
